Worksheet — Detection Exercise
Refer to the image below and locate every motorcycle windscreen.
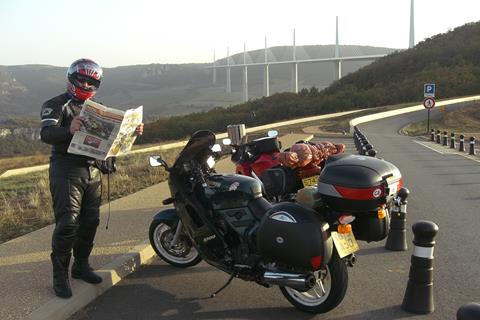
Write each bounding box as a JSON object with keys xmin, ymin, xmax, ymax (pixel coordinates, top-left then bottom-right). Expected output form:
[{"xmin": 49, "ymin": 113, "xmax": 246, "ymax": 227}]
[{"xmin": 174, "ymin": 130, "xmax": 216, "ymax": 167}]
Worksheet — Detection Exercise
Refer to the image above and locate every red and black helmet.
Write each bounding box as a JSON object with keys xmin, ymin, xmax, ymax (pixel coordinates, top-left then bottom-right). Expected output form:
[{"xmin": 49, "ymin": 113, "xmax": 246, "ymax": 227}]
[{"xmin": 66, "ymin": 58, "xmax": 103, "ymax": 101}]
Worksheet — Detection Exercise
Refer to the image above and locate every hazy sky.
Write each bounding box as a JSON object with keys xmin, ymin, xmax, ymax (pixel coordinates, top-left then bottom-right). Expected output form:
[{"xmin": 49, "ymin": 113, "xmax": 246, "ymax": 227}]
[{"xmin": 1, "ymin": 0, "xmax": 479, "ymax": 67}]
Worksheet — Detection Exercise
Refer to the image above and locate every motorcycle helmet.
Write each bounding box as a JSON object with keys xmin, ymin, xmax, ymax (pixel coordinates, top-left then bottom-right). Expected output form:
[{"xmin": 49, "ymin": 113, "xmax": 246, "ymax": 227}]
[
  {"xmin": 290, "ymin": 143, "xmax": 312, "ymax": 168},
  {"xmin": 278, "ymin": 151, "xmax": 299, "ymax": 168},
  {"xmin": 335, "ymin": 143, "xmax": 346, "ymax": 154},
  {"xmin": 307, "ymin": 144, "xmax": 322, "ymax": 165},
  {"xmin": 320, "ymin": 141, "xmax": 337, "ymax": 157},
  {"xmin": 67, "ymin": 58, "xmax": 103, "ymax": 101}
]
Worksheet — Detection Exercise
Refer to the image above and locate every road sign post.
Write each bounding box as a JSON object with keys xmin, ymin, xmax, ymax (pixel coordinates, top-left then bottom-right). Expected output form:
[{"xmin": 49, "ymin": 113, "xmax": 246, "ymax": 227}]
[{"xmin": 423, "ymin": 97, "xmax": 435, "ymax": 133}]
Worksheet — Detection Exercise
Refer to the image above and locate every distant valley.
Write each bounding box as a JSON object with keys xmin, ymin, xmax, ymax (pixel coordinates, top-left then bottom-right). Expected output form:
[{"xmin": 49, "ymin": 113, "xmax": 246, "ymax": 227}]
[{"xmin": 0, "ymin": 45, "xmax": 396, "ymax": 120}]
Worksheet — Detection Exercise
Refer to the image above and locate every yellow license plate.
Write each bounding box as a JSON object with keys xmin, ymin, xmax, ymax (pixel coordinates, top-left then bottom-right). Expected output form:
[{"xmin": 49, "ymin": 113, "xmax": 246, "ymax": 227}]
[
  {"xmin": 302, "ymin": 175, "xmax": 319, "ymax": 187},
  {"xmin": 331, "ymin": 231, "xmax": 360, "ymax": 258}
]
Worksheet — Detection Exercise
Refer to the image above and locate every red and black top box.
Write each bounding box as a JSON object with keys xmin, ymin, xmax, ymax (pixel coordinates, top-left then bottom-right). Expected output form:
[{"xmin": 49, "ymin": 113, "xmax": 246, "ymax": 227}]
[{"xmin": 317, "ymin": 154, "xmax": 402, "ymax": 214}]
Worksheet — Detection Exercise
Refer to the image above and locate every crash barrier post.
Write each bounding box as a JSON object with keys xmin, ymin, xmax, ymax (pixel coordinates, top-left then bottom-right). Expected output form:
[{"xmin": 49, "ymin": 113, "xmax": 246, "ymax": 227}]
[
  {"xmin": 361, "ymin": 144, "xmax": 372, "ymax": 156},
  {"xmin": 459, "ymin": 135, "xmax": 465, "ymax": 152},
  {"xmin": 450, "ymin": 133, "xmax": 456, "ymax": 149},
  {"xmin": 354, "ymin": 133, "xmax": 360, "ymax": 149},
  {"xmin": 443, "ymin": 131, "xmax": 448, "ymax": 146},
  {"xmin": 430, "ymin": 129, "xmax": 435, "ymax": 142},
  {"xmin": 358, "ymin": 137, "xmax": 367, "ymax": 151},
  {"xmin": 436, "ymin": 130, "xmax": 441, "ymax": 144},
  {"xmin": 385, "ymin": 187, "xmax": 409, "ymax": 251},
  {"xmin": 367, "ymin": 149, "xmax": 377, "ymax": 157},
  {"xmin": 457, "ymin": 302, "xmax": 480, "ymax": 320},
  {"xmin": 402, "ymin": 220, "xmax": 439, "ymax": 314},
  {"xmin": 469, "ymin": 137, "xmax": 476, "ymax": 155}
]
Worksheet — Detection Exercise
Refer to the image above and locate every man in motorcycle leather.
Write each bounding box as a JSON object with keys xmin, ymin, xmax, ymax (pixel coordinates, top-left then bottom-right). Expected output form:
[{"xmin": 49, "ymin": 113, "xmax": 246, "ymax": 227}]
[{"xmin": 40, "ymin": 58, "xmax": 143, "ymax": 298}]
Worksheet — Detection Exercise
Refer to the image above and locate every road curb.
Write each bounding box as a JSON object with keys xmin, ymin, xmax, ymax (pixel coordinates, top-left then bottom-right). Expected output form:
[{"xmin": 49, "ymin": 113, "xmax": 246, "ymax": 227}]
[{"xmin": 28, "ymin": 241, "xmax": 156, "ymax": 320}]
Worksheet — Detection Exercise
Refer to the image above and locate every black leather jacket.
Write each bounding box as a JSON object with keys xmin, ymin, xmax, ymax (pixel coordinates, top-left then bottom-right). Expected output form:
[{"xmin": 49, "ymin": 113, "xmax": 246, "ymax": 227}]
[{"xmin": 40, "ymin": 93, "xmax": 96, "ymax": 177}]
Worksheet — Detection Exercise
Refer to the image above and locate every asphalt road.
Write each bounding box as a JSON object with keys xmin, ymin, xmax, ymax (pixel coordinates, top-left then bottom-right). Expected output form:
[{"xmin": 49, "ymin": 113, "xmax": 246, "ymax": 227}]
[{"xmin": 70, "ymin": 108, "xmax": 480, "ymax": 320}]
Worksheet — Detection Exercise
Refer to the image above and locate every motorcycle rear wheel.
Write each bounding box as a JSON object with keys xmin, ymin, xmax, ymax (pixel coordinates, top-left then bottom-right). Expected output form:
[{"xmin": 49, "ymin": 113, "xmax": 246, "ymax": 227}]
[
  {"xmin": 149, "ymin": 220, "xmax": 202, "ymax": 268},
  {"xmin": 280, "ymin": 248, "xmax": 348, "ymax": 314}
]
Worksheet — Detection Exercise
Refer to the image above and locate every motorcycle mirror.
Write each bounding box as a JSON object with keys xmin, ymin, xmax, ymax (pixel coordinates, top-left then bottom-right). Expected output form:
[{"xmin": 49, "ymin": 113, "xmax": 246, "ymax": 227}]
[
  {"xmin": 211, "ymin": 144, "xmax": 222, "ymax": 152},
  {"xmin": 149, "ymin": 156, "xmax": 164, "ymax": 167},
  {"xmin": 267, "ymin": 130, "xmax": 278, "ymax": 138},
  {"xmin": 206, "ymin": 156, "xmax": 216, "ymax": 169},
  {"xmin": 222, "ymin": 138, "xmax": 232, "ymax": 146}
]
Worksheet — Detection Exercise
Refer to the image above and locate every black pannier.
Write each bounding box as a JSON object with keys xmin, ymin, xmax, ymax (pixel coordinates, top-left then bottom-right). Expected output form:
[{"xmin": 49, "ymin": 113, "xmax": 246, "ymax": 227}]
[{"xmin": 257, "ymin": 202, "xmax": 332, "ymax": 270}]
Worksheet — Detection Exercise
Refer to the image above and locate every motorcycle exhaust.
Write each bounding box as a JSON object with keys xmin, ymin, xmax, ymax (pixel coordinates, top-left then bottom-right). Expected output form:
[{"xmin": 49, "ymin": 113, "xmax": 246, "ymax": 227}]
[{"xmin": 262, "ymin": 271, "xmax": 316, "ymax": 291}]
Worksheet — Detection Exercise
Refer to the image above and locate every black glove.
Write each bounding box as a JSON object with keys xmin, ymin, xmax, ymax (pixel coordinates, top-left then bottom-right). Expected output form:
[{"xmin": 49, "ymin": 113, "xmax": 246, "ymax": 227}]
[{"xmin": 95, "ymin": 157, "xmax": 116, "ymax": 174}]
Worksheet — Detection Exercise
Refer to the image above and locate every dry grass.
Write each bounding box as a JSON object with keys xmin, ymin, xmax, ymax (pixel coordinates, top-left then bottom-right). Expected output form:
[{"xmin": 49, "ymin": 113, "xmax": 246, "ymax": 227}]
[
  {"xmin": 273, "ymin": 102, "xmax": 418, "ymax": 137},
  {"xmin": 0, "ymin": 154, "xmax": 50, "ymax": 175},
  {"xmin": 0, "ymin": 148, "xmax": 181, "ymax": 243},
  {"xmin": 403, "ymin": 102, "xmax": 480, "ymax": 138}
]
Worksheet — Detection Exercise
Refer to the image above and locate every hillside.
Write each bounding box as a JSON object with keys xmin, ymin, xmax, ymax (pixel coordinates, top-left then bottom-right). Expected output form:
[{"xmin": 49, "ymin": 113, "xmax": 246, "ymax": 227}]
[
  {"xmin": 140, "ymin": 21, "xmax": 480, "ymax": 144},
  {"xmin": 0, "ymin": 45, "xmax": 394, "ymax": 119}
]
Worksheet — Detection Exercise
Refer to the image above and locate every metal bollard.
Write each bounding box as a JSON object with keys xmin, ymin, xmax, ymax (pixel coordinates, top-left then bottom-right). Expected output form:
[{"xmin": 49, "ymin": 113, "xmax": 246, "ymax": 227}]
[
  {"xmin": 459, "ymin": 135, "xmax": 465, "ymax": 152},
  {"xmin": 357, "ymin": 137, "xmax": 366, "ymax": 151},
  {"xmin": 436, "ymin": 130, "xmax": 441, "ymax": 144},
  {"xmin": 402, "ymin": 220, "xmax": 439, "ymax": 314},
  {"xmin": 457, "ymin": 302, "xmax": 480, "ymax": 320},
  {"xmin": 361, "ymin": 144, "xmax": 372, "ymax": 156},
  {"xmin": 450, "ymin": 133, "xmax": 456, "ymax": 149},
  {"xmin": 385, "ymin": 188, "xmax": 409, "ymax": 251},
  {"xmin": 469, "ymin": 137, "xmax": 476, "ymax": 155},
  {"xmin": 430, "ymin": 129, "xmax": 435, "ymax": 142},
  {"xmin": 443, "ymin": 131, "xmax": 448, "ymax": 146}
]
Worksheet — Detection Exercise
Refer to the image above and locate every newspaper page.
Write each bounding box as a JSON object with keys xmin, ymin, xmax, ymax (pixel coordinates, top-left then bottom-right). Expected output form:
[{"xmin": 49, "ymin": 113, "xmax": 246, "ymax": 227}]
[{"xmin": 67, "ymin": 100, "xmax": 143, "ymax": 160}]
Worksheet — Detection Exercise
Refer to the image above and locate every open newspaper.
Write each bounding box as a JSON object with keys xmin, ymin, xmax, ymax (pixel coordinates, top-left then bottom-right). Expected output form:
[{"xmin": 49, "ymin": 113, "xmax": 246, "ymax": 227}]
[{"xmin": 68, "ymin": 100, "xmax": 143, "ymax": 160}]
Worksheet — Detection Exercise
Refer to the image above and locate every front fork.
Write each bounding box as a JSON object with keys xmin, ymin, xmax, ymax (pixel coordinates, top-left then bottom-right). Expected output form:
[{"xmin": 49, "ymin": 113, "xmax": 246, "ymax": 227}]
[{"xmin": 169, "ymin": 220, "xmax": 183, "ymax": 249}]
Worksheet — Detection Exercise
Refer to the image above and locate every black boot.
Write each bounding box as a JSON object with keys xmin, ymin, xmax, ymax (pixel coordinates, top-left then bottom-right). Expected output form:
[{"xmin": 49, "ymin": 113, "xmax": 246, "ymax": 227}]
[
  {"xmin": 51, "ymin": 253, "xmax": 72, "ymax": 298},
  {"xmin": 71, "ymin": 258, "xmax": 103, "ymax": 284}
]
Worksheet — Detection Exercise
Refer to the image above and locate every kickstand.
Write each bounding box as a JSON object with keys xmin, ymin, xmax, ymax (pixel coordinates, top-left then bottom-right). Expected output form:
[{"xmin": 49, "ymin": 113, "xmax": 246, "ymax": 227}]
[{"xmin": 210, "ymin": 273, "xmax": 235, "ymax": 298}]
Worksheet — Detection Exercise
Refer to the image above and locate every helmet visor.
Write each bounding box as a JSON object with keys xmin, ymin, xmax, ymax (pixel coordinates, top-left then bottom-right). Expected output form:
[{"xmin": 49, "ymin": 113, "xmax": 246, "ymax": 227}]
[{"xmin": 72, "ymin": 73, "xmax": 100, "ymax": 90}]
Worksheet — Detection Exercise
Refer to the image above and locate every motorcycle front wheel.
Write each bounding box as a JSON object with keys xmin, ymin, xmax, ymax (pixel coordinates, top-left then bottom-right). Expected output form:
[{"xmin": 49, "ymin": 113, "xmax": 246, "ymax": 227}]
[
  {"xmin": 149, "ymin": 220, "xmax": 202, "ymax": 268},
  {"xmin": 280, "ymin": 248, "xmax": 348, "ymax": 314}
]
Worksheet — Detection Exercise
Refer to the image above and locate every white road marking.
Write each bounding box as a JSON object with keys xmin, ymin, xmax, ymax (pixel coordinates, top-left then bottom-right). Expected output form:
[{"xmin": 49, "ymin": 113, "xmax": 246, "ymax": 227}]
[{"xmin": 414, "ymin": 140, "xmax": 480, "ymax": 163}]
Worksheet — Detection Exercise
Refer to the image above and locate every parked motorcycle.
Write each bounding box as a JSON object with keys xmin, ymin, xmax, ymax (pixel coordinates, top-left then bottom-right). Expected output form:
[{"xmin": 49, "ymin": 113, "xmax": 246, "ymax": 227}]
[
  {"xmin": 148, "ymin": 130, "xmax": 355, "ymax": 314},
  {"xmin": 230, "ymin": 130, "xmax": 281, "ymax": 177},
  {"xmin": 229, "ymin": 129, "xmax": 403, "ymax": 244}
]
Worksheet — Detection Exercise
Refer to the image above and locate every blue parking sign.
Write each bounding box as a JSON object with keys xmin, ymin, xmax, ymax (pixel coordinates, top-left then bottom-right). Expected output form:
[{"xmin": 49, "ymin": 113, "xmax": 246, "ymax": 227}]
[{"xmin": 424, "ymin": 83, "xmax": 436, "ymax": 98}]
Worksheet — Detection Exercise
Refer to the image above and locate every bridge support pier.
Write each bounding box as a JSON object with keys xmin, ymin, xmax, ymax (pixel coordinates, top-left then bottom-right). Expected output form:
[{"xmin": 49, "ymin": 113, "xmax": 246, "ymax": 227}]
[{"xmin": 263, "ymin": 65, "xmax": 270, "ymax": 97}]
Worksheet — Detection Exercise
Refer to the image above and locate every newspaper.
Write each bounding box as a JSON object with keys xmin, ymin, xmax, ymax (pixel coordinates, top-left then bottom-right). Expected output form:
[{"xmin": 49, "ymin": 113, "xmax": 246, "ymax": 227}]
[{"xmin": 68, "ymin": 100, "xmax": 143, "ymax": 160}]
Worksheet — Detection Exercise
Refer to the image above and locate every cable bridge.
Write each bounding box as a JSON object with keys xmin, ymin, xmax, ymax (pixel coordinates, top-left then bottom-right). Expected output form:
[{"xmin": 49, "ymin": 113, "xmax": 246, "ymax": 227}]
[{"xmin": 208, "ymin": 0, "xmax": 416, "ymax": 102}]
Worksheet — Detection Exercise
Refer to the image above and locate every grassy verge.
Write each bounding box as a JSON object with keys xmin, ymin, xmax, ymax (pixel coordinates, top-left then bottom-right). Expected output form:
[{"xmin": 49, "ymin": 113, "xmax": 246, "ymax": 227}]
[
  {"xmin": 0, "ymin": 148, "xmax": 181, "ymax": 244},
  {"xmin": 0, "ymin": 154, "xmax": 50, "ymax": 175},
  {"xmin": 273, "ymin": 102, "xmax": 419, "ymax": 136}
]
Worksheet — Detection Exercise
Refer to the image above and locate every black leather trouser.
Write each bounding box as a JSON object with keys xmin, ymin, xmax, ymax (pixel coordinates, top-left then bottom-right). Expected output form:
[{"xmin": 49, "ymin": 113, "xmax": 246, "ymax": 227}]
[{"xmin": 49, "ymin": 163, "xmax": 101, "ymax": 259}]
